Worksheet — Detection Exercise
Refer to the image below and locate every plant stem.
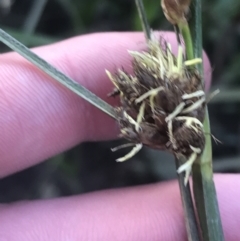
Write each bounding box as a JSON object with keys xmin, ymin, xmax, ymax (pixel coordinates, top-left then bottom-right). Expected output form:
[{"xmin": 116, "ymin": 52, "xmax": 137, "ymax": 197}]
[
  {"xmin": 136, "ymin": 1, "xmax": 200, "ymax": 240},
  {"xmin": 0, "ymin": 28, "xmax": 116, "ymax": 119},
  {"xmin": 173, "ymin": 12, "xmax": 202, "ymax": 241},
  {"xmin": 193, "ymin": 112, "xmax": 224, "ymax": 241},
  {"xmin": 178, "ymin": 22, "xmax": 194, "ymax": 60},
  {"xmin": 175, "ymin": 158, "xmax": 201, "ymax": 241},
  {"xmin": 160, "ymin": 1, "xmax": 201, "ymax": 240},
  {"xmin": 22, "ymin": 0, "xmax": 47, "ymax": 36},
  {"xmin": 135, "ymin": 0, "xmax": 151, "ymax": 40},
  {"xmin": 188, "ymin": 0, "xmax": 225, "ymax": 240}
]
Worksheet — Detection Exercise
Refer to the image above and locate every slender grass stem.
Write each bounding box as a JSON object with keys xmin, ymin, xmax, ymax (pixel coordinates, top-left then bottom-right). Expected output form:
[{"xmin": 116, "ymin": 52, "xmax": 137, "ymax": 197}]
[
  {"xmin": 188, "ymin": 0, "xmax": 225, "ymax": 240},
  {"xmin": 135, "ymin": 1, "xmax": 200, "ymax": 240},
  {"xmin": 175, "ymin": 158, "xmax": 201, "ymax": 241},
  {"xmin": 192, "ymin": 117, "xmax": 225, "ymax": 241},
  {"xmin": 0, "ymin": 29, "xmax": 116, "ymax": 119},
  {"xmin": 135, "ymin": 0, "xmax": 151, "ymax": 40},
  {"xmin": 178, "ymin": 22, "xmax": 194, "ymax": 60},
  {"xmin": 23, "ymin": 0, "xmax": 47, "ymax": 35},
  {"xmin": 172, "ymin": 21, "xmax": 201, "ymax": 234}
]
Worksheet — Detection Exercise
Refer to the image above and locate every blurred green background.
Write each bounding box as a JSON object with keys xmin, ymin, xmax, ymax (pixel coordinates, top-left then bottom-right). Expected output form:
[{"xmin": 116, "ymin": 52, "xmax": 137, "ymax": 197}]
[{"xmin": 0, "ymin": 0, "xmax": 239, "ymax": 202}]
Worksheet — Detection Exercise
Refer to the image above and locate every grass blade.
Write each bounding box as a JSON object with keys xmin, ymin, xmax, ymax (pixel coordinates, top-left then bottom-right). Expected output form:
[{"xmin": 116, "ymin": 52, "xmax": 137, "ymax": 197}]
[
  {"xmin": 0, "ymin": 28, "xmax": 116, "ymax": 119},
  {"xmin": 135, "ymin": 0, "xmax": 151, "ymax": 40},
  {"xmin": 175, "ymin": 158, "xmax": 201, "ymax": 241},
  {"xmin": 190, "ymin": 0, "xmax": 225, "ymax": 240},
  {"xmin": 22, "ymin": 0, "xmax": 48, "ymax": 35}
]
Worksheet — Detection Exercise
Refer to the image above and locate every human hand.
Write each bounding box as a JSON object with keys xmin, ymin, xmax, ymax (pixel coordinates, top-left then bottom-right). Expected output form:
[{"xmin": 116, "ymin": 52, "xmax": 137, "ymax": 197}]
[{"xmin": 0, "ymin": 32, "xmax": 239, "ymax": 240}]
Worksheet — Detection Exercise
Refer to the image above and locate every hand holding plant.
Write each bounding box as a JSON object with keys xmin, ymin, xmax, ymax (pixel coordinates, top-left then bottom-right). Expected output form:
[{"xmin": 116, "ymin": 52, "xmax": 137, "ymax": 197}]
[{"xmin": 0, "ymin": 32, "xmax": 239, "ymax": 240}]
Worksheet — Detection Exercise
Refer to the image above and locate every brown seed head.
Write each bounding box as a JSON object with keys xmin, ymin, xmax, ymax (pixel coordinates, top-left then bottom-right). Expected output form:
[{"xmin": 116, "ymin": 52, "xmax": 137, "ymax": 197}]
[
  {"xmin": 161, "ymin": 0, "xmax": 191, "ymax": 24},
  {"xmin": 107, "ymin": 37, "xmax": 206, "ymax": 182}
]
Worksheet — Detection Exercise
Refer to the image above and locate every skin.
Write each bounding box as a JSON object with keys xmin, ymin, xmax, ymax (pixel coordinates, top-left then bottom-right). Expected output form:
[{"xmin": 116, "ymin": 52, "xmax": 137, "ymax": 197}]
[{"xmin": 0, "ymin": 32, "xmax": 239, "ymax": 241}]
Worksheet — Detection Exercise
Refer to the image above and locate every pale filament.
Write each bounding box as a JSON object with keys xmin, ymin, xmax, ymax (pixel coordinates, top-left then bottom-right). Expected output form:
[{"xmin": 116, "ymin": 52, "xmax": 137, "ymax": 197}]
[
  {"xmin": 116, "ymin": 144, "xmax": 143, "ymax": 162},
  {"xmin": 181, "ymin": 96, "xmax": 205, "ymax": 114},
  {"xmin": 177, "ymin": 145, "xmax": 201, "ymax": 185},
  {"xmin": 135, "ymin": 86, "xmax": 165, "ymax": 104},
  {"xmin": 182, "ymin": 90, "xmax": 205, "ymax": 100},
  {"xmin": 165, "ymin": 102, "xmax": 185, "ymax": 122}
]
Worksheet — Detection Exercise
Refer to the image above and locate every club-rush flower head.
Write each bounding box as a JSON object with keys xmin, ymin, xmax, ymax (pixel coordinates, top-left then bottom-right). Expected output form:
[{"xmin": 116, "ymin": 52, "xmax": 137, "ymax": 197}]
[{"xmin": 106, "ymin": 33, "xmax": 205, "ymax": 185}]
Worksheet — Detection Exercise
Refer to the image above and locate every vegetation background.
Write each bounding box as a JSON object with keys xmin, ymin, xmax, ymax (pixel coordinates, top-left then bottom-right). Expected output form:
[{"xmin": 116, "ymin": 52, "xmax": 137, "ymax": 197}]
[{"xmin": 0, "ymin": 0, "xmax": 239, "ymax": 202}]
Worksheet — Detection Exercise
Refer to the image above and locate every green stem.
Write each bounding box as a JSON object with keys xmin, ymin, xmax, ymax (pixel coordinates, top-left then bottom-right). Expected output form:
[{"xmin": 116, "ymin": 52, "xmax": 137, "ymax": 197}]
[
  {"xmin": 135, "ymin": 0, "xmax": 151, "ymax": 40},
  {"xmin": 175, "ymin": 158, "xmax": 201, "ymax": 241},
  {"xmin": 0, "ymin": 29, "xmax": 116, "ymax": 119},
  {"xmin": 174, "ymin": 23, "xmax": 200, "ymax": 241},
  {"xmin": 193, "ymin": 114, "xmax": 225, "ymax": 241},
  {"xmin": 178, "ymin": 22, "xmax": 194, "ymax": 60},
  {"xmin": 170, "ymin": 13, "xmax": 200, "ymax": 241},
  {"xmin": 187, "ymin": 0, "xmax": 225, "ymax": 240}
]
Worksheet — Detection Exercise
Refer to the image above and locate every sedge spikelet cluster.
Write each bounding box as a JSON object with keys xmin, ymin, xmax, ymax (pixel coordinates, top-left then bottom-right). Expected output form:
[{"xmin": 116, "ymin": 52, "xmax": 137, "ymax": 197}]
[{"xmin": 106, "ymin": 35, "xmax": 205, "ymax": 184}]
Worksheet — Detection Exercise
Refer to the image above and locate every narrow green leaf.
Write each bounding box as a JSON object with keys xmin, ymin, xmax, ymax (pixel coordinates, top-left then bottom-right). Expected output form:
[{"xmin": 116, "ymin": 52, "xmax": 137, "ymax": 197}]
[
  {"xmin": 135, "ymin": 0, "xmax": 151, "ymax": 40},
  {"xmin": 0, "ymin": 29, "xmax": 116, "ymax": 119},
  {"xmin": 190, "ymin": 1, "xmax": 225, "ymax": 240},
  {"xmin": 175, "ymin": 158, "xmax": 201, "ymax": 241},
  {"xmin": 0, "ymin": 27, "xmax": 58, "ymax": 46},
  {"xmin": 22, "ymin": 0, "xmax": 48, "ymax": 35}
]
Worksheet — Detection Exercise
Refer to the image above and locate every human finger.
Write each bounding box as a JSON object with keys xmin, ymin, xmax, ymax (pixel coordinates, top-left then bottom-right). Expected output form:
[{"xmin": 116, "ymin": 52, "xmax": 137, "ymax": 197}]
[
  {"xmin": 0, "ymin": 32, "xmax": 211, "ymax": 177},
  {"xmin": 0, "ymin": 174, "xmax": 238, "ymax": 241}
]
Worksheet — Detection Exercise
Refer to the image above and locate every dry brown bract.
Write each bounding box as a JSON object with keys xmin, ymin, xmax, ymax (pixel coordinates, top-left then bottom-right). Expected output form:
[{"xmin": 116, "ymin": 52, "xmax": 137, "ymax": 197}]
[
  {"xmin": 106, "ymin": 35, "xmax": 205, "ymax": 185},
  {"xmin": 161, "ymin": 0, "xmax": 191, "ymax": 24}
]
